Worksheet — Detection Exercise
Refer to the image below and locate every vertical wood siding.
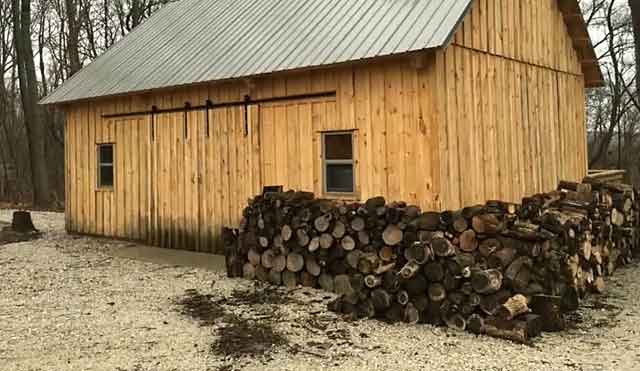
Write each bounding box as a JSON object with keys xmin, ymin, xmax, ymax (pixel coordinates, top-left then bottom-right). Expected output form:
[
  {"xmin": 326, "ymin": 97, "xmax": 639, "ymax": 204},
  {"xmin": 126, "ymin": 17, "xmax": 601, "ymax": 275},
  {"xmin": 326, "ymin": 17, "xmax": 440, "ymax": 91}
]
[{"xmin": 63, "ymin": 0, "xmax": 588, "ymax": 250}]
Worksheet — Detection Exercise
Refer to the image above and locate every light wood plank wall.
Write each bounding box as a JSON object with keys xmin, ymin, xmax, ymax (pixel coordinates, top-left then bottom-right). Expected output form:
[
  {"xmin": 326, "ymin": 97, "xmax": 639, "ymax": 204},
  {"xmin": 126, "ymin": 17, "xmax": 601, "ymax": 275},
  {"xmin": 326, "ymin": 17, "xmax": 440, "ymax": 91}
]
[
  {"xmin": 64, "ymin": 60, "xmax": 441, "ymax": 251},
  {"xmin": 455, "ymin": 0, "xmax": 583, "ymax": 75},
  {"xmin": 63, "ymin": 0, "xmax": 588, "ymax": 250},
  {"xmin": 437, "ymin": 0, "xmax": 588, "ymax": 210}
]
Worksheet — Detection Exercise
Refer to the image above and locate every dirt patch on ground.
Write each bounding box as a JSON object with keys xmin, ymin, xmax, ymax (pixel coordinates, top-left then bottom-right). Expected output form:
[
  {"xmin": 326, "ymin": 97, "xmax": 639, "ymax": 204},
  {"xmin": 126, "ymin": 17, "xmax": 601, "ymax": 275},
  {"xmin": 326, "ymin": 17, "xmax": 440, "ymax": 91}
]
[
  {"xmin": 211, "ymin": 316, "xmax": 288, "ymax": 360},
  {"xmin": 175, "ymin": 289, "xmax": 226, "ymax": 327}
]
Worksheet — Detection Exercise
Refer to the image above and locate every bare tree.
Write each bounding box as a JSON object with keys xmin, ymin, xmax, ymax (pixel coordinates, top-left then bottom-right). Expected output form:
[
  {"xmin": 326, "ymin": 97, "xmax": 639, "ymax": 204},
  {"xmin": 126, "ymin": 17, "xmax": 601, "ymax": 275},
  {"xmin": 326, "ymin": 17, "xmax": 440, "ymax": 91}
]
[{"xmin": 12, "ymin": 0, "xmax": 50, "ymax": 207}]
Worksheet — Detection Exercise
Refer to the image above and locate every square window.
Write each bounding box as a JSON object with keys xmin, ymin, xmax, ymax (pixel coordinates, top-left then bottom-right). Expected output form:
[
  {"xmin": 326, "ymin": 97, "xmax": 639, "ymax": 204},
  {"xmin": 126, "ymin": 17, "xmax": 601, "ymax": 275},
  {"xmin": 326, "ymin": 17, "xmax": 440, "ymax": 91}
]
[
  {"xmin": 326, "ymin": 164, "xmax": 354, "ymax": 193},
  {"xmin": 324, "ymin": 134, "xmax": 353, "ymax": 160},
  {"xmin": 323, "ymin": 132, "xmax": 355, "ymax": 194},
  {"xmin": 97, "ymin": 144, "xmax": 114, "ymax": 188}
]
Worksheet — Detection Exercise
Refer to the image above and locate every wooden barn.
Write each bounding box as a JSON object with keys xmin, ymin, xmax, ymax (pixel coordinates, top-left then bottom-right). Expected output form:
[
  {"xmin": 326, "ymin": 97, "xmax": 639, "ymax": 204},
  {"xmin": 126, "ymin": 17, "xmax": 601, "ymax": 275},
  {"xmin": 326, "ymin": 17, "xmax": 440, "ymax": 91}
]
[{"xmin": 42, "ymin": 0, "xmax": 602, "ymax": 252}]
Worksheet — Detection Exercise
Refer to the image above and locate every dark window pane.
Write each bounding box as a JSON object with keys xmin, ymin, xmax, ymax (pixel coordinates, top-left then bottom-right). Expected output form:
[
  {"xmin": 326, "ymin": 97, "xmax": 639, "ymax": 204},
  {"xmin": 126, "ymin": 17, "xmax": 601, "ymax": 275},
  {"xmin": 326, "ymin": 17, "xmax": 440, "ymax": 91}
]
[
  {"xmin": 326, "ymin": 164, "xmax": 354, "ymax": 193},
  {"xmin": 99, "ymin": 145, "xmax": 113, "ymax": 164},
  {"xmin": 325, "ymin": 134, "xmax": 352, "ymax": 160},
  {"xmin": 100, "ymin": 165, "xmax": 114, "ymax": 187}
]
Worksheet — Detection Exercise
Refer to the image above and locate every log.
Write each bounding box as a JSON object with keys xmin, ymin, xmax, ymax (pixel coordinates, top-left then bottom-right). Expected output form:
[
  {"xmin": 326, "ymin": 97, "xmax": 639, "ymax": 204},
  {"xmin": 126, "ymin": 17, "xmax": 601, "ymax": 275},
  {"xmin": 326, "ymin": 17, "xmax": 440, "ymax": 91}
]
[
  {"xmin": 404, "ymin": 242, "xmax": 432, "ymax": 264},
  {"xmin": 444, "ymin": 313, "xmax": 467, "ymax": 331},
  {"xmin": 318, "ymin": 273, "xmax": 334, "ymax": 292},
  {"xmin": 479, "ymin": 290, "xmax": 512, "ymax": 316},
  {"xmin": 268, "ymin": 269, "xmax": 282, "ymax": 285},
  {"xmin": 286, "ymin": 253, "xmax": 305, "ymax": 272},
  {"xmin": 371, "ymin": 288, "xmax": 393, "ymax": 312},
  {"xmin": 423, "ymin": 261, "xmax": 445, "ymax": 282},
  {"xmin": 414, "ymin": 212, "xmax": 441, "ymax": 230},
  {"xmin": 399, "ymin": 261, "xmax": 421, "ymax": 279},
  {"xmin": 332, "ymin": 221, "xmax": 346, "ymax": 239},
  {"xmin": 432, "ymin": 237, "xmax": 455, "ymax": 257},
  {"xmin": 358, "ymin": 299, "xmax": 376, "ymax": 319},
  {"xmin": 314, "ymin": 214, "xmax": 331, "ymax": 232},
  {"xmin": 382, "ymin": 224, "xmax": 403, "ymax": 246},
  {"xmin": 346, "ymin": 250, "xmax": 363, "ymax": 270},
  {"xmin": 374, "ymin": 262, "xmax": 396, "ymax": 275},
  {"xmin": 364, "ymin": 275, "xmax": 383, "ymax": 288},
  {"xmin": 319, "ymin": 233, "xmax": 334, "ymax": 249},
  {"xmin": 488, "ymin": 245, "xmax": 517, "ymax": 268},
  {"xmin": 261, "ymin": 249, "xmax": 276, "ymax": 269},
  {"xmin": 341, "ymin": 236, "xmax": 356, "ymax": 251},
  {"xmin": 351, "ymin": 217, "xmax": 366, "ymax": 232},
  {"xmin": 428, "ymin": 283, "xmax": 447, "ymax": 302},
  {"xmin": 248, "ymin": 249, "xmax": 262, "ymax": 266},
  {"xmin": 358, "ymin": 253, "xmax": 380, "ymax": 274},
  {"xmin": 300, "ymin": 272, "xmax": 316, "ymax": 287},
  {"xmin": 296, "ymin": 228, "xmax": 310, "ymax": 247},
  {"xmin": 272, "ymin": 254, "xmax": 287, "ymax": 273},
  {"xmin": 357, "ymin": 230, "xmax": 370, "ymax": 245},
  {"xmin": 451, "ymin": 212, "xmax": 469, "ymax": 233},
  {"xmin": 305, "ymin": 256, "xmax": 322, "ymax": 277},
  {"xmin": 404, "ymin": 303, "xmax": 420, "ymax": 324},
  {"xmin": 308, "ymin": 236, "xmax": 320, "ymax": 252},
  {"xmin": 484, "ymin": 319, "xmax": 528, "ymax": 344},
  {"xmin": 471, "ymin": 269, "xmax": 503, "ymax": 294},
  {"xmin": 498, "ymin": 294, "xmax": 529, "ymax": 320},
  {"xmin": 379, "ymin": 245, "xmax": 395, "ymax": 262},
  {"xmin": 242, "ymin": 263, "xmax": 256, "ymax": 280},
  {"xmin": 405, "ymin": 275, "xmax": 428, "ymax": 296},
  {"xmin": 334, "ymin": 274, "xmax": 355, "ymax": 296},
  {"xmin": 282, "ymin": 270, "xmax": 298, "ymax": 289},
  {"xmin": 467, "ymin": 313, "xmax": 485, "ymax": 334},
  {"xmin": 459, "ymin": 229, "xmax": 478, "ymax": 252},
  {"xmin": 281, "ymin": 225, "xmax": 293, "ymax": 241},
  {"xmin": 472, "ymin": 214, "xmax": 503, "ymax": 234},
  {"xmin": 479, "ymin": 238, "xmax": 502, "ymax": 257},
  {"xmin": 397, "ymin": 290, "xmax": 410, "ymax": 306},
  {"xmin": 255, "ymin": 264, "xmax": 269, "ymax": 282}
]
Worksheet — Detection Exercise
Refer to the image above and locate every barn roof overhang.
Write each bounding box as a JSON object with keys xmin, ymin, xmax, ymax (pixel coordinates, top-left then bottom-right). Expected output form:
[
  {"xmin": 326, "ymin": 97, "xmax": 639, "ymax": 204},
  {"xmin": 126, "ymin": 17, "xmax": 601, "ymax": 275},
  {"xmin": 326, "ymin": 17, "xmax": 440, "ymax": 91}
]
[
  {"xmin": 40, "ymin": 0, "xmax": 603, "ymax": 106},
  {"xmin": 557, "ymin": 0, "xmax": 604, "ymax": 88}
]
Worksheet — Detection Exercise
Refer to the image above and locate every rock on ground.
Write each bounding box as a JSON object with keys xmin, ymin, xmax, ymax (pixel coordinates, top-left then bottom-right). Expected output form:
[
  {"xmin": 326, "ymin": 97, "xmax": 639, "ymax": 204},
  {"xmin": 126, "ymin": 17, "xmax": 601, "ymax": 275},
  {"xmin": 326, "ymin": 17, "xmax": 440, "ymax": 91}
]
[{"xmin": 1, "ymin": 210, "xmax": 639, "ymax": 371}]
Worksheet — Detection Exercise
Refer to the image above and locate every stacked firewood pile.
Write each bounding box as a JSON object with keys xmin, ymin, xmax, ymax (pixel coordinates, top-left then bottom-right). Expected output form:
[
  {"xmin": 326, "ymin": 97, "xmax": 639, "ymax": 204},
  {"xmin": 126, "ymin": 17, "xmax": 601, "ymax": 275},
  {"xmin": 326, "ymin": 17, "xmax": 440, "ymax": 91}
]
[{"xmin": 225, "ymin": 180, "xmax": 639, "ymax": 343}]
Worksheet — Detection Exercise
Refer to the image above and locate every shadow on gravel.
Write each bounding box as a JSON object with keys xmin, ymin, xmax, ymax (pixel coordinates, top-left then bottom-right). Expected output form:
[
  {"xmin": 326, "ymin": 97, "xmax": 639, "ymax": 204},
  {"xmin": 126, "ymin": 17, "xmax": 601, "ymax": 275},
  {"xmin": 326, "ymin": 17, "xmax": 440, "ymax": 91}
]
[{"xmin": 0, "ymin": 222, "xmax": 41, "ymax": 246}]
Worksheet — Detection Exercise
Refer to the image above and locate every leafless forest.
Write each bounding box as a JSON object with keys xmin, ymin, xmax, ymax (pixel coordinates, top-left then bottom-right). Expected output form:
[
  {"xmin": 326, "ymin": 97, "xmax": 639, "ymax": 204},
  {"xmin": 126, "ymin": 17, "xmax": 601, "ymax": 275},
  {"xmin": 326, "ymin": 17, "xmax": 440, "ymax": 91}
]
[{"xmin": 0, "ymin": 0, "xmax": 638, "ymax": 208}]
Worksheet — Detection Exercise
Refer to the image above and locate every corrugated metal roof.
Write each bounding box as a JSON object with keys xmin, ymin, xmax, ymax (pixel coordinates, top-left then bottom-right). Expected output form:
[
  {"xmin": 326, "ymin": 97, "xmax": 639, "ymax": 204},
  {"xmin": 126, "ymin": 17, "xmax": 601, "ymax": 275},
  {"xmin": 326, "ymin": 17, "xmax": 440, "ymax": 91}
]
[{"xmin": 41, "ymin": 0, "xmax": 474, "ymax": 105}]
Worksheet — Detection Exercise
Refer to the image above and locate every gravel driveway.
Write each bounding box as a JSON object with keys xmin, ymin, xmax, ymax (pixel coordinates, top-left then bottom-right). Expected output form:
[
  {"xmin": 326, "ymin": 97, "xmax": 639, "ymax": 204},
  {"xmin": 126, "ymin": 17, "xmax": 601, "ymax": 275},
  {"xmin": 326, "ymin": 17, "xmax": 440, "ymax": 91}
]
[{"xmin": 1, "ymin": 210, "xmax": 639, "ymax": 371}]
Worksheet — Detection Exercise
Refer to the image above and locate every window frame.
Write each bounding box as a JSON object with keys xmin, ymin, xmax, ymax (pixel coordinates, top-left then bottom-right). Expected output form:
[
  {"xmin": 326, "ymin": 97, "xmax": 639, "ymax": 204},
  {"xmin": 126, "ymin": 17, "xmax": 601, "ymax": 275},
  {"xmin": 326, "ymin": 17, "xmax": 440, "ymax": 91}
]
[
  {"xmin": 321, "ymin": 131, "xmax": 356, "ymax": 196},
  {"xmin": 96, "ymin": 143, "xmax": 115, "ymax": 191}
]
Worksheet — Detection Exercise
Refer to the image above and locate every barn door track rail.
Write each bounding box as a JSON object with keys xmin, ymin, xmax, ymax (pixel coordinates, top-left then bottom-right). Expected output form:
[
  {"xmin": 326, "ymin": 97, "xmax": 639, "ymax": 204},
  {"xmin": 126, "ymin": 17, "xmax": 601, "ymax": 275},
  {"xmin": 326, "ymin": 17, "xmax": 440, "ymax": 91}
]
[{"xmin": 101, "ymin": 91, "xmax": 337, "ymax": 119}]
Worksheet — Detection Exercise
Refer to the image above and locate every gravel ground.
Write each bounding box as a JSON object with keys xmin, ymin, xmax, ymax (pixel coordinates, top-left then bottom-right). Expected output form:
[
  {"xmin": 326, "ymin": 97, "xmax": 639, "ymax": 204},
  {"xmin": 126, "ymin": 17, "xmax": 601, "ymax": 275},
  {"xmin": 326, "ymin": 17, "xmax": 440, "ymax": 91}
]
[{"xmin": 1, "ymin": 210, "xmax": 639, "ymax": 371}]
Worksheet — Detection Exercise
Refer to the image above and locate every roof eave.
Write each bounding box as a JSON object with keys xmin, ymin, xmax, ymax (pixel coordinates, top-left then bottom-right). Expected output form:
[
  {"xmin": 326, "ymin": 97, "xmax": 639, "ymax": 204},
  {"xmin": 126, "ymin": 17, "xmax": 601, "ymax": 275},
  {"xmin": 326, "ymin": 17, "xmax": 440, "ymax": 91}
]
[{"xmin": 558, "ymin": 0, "xmax": 604, "ymax": 87}]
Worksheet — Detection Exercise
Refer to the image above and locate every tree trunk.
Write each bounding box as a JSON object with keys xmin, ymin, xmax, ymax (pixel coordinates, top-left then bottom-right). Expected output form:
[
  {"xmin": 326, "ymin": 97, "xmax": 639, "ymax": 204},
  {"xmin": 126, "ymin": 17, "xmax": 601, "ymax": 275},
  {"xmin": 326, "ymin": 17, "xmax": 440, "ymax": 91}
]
[
  {"xmin": 13, "ymin": 0, "xmax": 51, "ymax": 208},
  {"xmin": 630, "ymin": 0, "xmax": 640, "ymax": 99}
]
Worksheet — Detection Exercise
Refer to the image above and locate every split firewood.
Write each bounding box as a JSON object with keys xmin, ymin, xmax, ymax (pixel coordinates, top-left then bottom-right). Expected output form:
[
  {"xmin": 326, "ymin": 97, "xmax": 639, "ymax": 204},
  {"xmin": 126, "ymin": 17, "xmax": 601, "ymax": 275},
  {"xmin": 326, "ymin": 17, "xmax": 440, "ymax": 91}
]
[
  {"xmin": 498, "ymin": 294, "xmax": 530, "ymax": 320},
  {"xmin": 232, "ymin": 180, "xmax": 639, "ymax": 343}
]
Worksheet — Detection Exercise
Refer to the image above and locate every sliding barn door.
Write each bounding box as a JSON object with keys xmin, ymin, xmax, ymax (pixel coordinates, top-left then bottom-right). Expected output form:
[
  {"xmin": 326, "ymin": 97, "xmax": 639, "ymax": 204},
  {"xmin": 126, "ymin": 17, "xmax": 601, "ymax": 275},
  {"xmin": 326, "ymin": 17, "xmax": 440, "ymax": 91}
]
[
  {"xmin": 258, "ymin": 97, "xmax": 339, "ymax": 195},
  {"xmin": 149, "ymin": 105, "xmax": 261, "ymax": 253}
]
